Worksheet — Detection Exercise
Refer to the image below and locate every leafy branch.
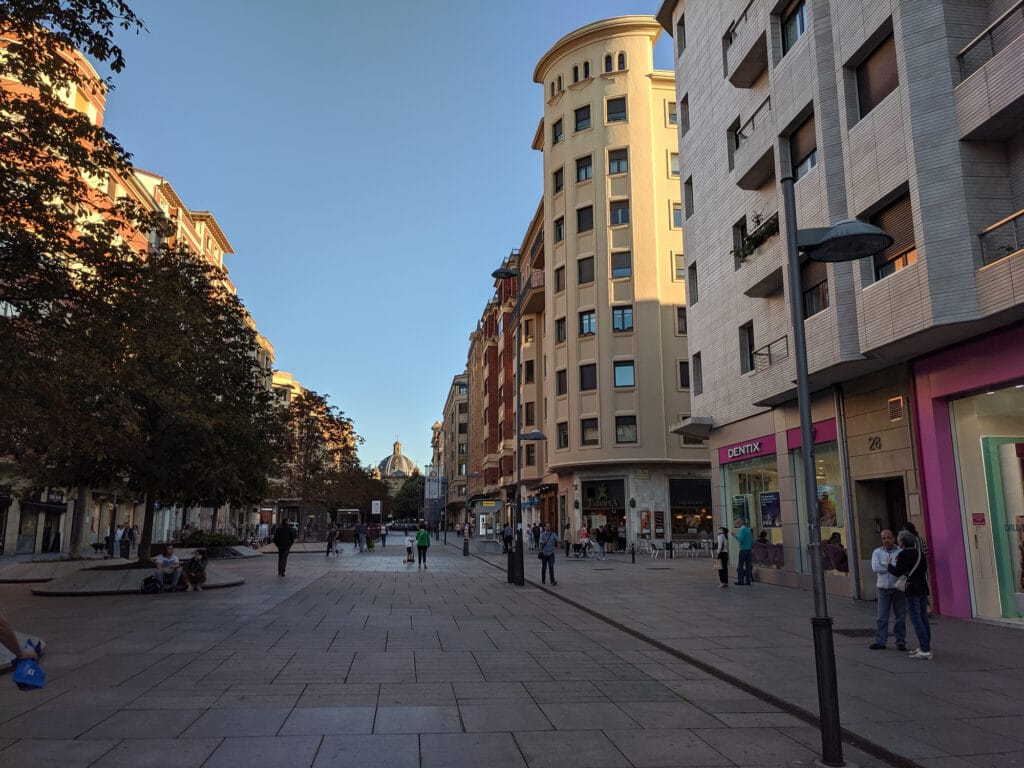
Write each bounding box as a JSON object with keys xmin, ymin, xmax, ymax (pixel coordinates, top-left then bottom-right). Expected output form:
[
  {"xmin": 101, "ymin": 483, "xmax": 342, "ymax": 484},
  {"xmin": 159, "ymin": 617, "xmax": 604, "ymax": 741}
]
[{"xmin": 730, "ymin": 211, "xmax": 780, "ymax": 262}]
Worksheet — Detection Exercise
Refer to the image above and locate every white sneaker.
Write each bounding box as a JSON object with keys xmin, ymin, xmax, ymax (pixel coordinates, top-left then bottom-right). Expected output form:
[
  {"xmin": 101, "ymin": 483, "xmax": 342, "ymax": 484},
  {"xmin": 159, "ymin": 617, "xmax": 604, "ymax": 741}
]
[
  {"xmin": 909, "ymin": 649, "xmax": 933, "ymax": 660},
  {"xmin": 186, "ymin": 585, "xmax": 193, "ymax": 592}
]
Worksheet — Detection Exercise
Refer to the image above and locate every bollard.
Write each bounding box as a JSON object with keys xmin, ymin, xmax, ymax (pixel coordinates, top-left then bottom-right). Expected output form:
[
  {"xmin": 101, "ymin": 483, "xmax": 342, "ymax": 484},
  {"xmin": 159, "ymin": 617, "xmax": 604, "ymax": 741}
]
[
  {"xmin": 631, "ymin": 544, "xmax": 635, "ymax": 564},
  {"xmin": 463, "ymin": 535, "xmax": 469, "ymax": 557}
]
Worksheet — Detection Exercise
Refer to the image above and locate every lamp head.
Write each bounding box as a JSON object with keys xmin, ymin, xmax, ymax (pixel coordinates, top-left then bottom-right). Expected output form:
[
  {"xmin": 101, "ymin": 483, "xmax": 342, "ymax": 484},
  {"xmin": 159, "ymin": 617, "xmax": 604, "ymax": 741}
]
[
  {"xmin": 519, "ymin": 430, "xmax": 545, "ymax": 441},
  {"xmin": 491, "ymin": 267, "xmax": 518, "ymax": 280},
  {"xmin": 805, "ymin": 218, "xmax": 893, "ymax": 263}
]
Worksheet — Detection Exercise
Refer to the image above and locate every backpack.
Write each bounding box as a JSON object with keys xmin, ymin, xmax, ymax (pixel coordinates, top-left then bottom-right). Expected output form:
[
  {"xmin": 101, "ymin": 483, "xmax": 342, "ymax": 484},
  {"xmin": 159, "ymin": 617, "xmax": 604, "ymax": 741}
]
[{"xmin": 141, "ymin": 574, "xmax": 163, "ymax": 594}]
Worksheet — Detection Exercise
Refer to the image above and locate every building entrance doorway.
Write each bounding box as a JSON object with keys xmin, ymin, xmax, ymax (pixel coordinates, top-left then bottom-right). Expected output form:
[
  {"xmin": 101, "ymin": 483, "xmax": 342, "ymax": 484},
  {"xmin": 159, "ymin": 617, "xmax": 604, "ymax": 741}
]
[{"xmin": 853, "ymin": 477, "xmax": 907, "ymax": 562}]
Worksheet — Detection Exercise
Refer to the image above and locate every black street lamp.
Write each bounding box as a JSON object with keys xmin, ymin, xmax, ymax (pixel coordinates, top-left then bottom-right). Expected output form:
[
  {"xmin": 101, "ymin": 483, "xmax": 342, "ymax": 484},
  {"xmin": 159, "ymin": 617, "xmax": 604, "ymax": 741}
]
[
  {"xmin": 492, "ymin": 262, "xmax": 545, "ymax": 587},
  {"xmin": 781, "ymin": 176, "xmax": 892, "ymax": 767}
]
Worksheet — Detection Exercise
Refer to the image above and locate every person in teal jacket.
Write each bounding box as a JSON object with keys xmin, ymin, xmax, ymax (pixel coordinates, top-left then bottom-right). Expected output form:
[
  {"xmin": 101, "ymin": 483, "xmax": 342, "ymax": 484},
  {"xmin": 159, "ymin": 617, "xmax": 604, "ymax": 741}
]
[{"xmin": 734, "ymin": 520, "xmax": 753, "ymax": 585}]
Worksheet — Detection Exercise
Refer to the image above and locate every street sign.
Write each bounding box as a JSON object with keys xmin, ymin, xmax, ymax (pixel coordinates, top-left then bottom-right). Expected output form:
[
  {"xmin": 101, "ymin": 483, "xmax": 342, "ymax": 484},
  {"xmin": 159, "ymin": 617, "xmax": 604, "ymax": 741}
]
[{"xmin": 372, "ymin": 500, "xmax": 382, "ymax": 516}]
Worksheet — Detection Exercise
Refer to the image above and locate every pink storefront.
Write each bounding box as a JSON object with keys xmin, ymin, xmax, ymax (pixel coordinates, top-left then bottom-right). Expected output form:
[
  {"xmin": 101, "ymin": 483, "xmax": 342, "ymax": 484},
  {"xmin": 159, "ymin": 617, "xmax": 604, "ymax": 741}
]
[{"xmin": 913, "ymin": 323, "xmax": 1024, "ymax": 622}]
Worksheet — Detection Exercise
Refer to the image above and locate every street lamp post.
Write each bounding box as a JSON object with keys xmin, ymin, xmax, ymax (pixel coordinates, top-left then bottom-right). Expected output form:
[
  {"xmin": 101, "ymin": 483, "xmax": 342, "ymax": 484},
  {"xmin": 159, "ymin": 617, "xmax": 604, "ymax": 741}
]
[
  {"xmin": 781, "ymin": 175, "xmax": 892, "ymax": 768},
  {"xmin": 492, "ymin": 262, "xmax": 546, "ymax": 587}
]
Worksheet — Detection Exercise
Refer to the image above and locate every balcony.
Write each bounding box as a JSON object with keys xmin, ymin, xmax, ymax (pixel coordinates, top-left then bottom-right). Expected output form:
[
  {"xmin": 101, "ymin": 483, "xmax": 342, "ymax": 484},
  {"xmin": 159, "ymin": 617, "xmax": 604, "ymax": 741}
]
[
  {"xmin": 753, "ymin": 335, "xmax": 789, "ymax": 371},
  {"xmin": 980, "ymin": 209, "xmax": 1024, "ymax": 266},
  {"xmin": 732, "ymin": 97, "xmax": 775, "ymax": 190},
  {"xmin": 723, "ymin": 0, "xmax": 768, "ymax": 88},
  {"xmin": 520, "ymin": 268, "xmax": 545, "ymax": 315},
  {"xmin": 954, "ymin": 1, "xmax": 1024, "ymax": 140}
]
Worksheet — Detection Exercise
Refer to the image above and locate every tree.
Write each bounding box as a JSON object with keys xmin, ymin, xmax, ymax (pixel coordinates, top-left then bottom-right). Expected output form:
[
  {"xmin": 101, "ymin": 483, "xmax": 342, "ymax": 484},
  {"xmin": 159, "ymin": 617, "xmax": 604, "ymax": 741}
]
[
  {"xmin": 0, "ymin": 1, "xmax": 152, "ymax": 555},
  {"xmin": 391, "ymin": 473, "xmax": 425, "ymax": 519}
]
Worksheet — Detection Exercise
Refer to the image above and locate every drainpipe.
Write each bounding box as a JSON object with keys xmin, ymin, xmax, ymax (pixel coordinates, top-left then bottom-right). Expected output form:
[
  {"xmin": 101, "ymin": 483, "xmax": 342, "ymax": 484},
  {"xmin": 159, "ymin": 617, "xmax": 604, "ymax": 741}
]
[{"xmin": 834, "ymin": 385, "xmax": 862, "ymax": 600}]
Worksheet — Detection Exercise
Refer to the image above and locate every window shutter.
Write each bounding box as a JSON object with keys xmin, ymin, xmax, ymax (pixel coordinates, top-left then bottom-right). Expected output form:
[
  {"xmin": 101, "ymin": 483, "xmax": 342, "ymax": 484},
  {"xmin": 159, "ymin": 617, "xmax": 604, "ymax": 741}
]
[
  {"xmin": 857, "ymin": 35, "xmax": 898, "ymax": 117},
  {"xmin": 790, "ymin": 114, "xmax": 816, "ymax": 165},
  {"xmin": 871, "ymin": 193, "xmax": 914, "ymax": 266},
  {"xmin": 801, "ymin": 257, "xmax": 827, "ymax": 288}
]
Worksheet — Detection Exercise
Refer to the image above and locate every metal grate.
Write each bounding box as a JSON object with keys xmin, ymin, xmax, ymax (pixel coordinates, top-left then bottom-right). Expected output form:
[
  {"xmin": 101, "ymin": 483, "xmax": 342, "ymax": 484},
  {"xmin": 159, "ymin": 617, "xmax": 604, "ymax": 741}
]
[{"xmin": 888, "ymin": 396, "xmax": 905, "ymax": 421}]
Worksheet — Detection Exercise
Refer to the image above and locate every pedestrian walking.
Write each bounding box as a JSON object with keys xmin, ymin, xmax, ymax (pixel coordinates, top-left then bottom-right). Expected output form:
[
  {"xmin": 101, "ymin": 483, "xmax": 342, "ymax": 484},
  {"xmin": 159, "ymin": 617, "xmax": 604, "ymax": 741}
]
[
  {"xmin": 889, "ymin": 530, "xmax": 931, "ymax": 659},
  {"xmin": 733, "ymin": 519, "xmax": 753, "ymax": 585},
  {"xmin": 325, "ymin": 525, "xmax": 337, "ymax": 557},
  {"xmin": 594, "ymin": 526, "xmax": 607, "ymax": 560},
  {"xmin": 404, "ymin": 532, "xmax": 414, "ymax": 564},
  {"xmin": 539, "ymin": 523, "xmax": 559, "ymax": 585},
  {"xmin": 274, "ymin": 521, "xmax": 296, "ymax": 577},
  {"xmin": 380, "ymin": 527, "xmax": 387, "ymax": 548},
  {"xmin": 714, "ymin": 526, "xmax": 729, "ymax": 588},
  {"xmin": 869, "ymin": 529, "xmax": 907, "ymax": 651},
  {"xmin": 415, "ymin": 523, "xmax": 430, "ymax": 569},
  {"xmin": 563, "ymin": 523, "xmax": 572, "ymax": 557}
]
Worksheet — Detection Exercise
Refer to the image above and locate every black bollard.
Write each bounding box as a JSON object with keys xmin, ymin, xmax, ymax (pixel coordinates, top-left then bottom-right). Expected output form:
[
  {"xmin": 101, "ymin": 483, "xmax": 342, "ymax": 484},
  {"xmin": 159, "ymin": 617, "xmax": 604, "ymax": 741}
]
[{"xmin": 631, "ymin": 543, "xmax": 635, "ymax": 564}]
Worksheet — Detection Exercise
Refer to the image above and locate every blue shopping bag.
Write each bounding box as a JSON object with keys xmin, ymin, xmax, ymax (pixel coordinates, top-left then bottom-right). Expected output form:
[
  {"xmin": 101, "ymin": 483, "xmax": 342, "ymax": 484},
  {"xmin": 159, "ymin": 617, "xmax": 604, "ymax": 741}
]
[{"xmin": 11, "ymin": 642, "xmax": 45, "ymax": 690}]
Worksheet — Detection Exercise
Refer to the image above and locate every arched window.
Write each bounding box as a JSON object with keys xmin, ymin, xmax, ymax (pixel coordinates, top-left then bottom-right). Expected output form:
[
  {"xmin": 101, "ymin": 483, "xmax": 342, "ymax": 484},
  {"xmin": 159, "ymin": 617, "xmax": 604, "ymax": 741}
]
[
  {"xmin": 618, "ymin": 52, "xmax": 627, "ymax": 70},
  {"xmin": 557, "ymin": 75, "xmax": 563, "ymax": 91},
  {"xmin": 583, "ymin": 61, "xmax": 590, "ymax": 78},
  {"xmin": 550, "ymin": 81, "xmax": 555, "ymax": 98},
  {"xmin": 573, "ymin": 65, "xmax": 579, "ymax": 83},
  {"xmin": 604, "ymin": 54, "xmax": 613, "ymax": 73}
]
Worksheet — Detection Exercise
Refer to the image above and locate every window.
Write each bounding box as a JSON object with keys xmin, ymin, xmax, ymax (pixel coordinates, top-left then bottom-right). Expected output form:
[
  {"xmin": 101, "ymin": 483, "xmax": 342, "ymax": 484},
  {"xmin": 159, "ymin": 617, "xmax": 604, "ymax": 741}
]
[
  {"xmin": 668, "ymin": 101, "xmax": 677, "ymax": 125},
  {"xmin": 791, "ymin": 114, "xmax": 817, "ymax": 180},
  {"xmin": 672, "ymin": 203, "xmax": 683, "ymax": 229},
  {"xmin": 676, "ymin": 15, "xmax": 686, "ymax": 56},
  {"xmin": 554, "ymin": 217, "xmax": 565, "ymax": 242},
  {"xmin": 580, "ymin": 363, "xmax": 597, "ymax": 391},
  {"xmin": 579, "ymin": 310, "xmax": 596, "ymax": 335},
  {"xmin": 572, "ymin": 65, "xmax": 579, "ymax": 83},
  {"xmin": 577, "ymin": 257, "xmax": 594, "ymax": 284},
  {"xmin": 679, "ymin": 95, "xmax": 690, "ymax": 136},
  {"xmin": 684, "ymin": 177, "xmax": 694, "ymax": 218},
  {"xmin": 610, "ymin": 200, "xmax": 630, "ymax": 225},
  {"xmin": 607, "ymin": 97, "xmax": 627, "ymax": 122},
  {"xmin": 611, "ymin": 251, "xmax": 632, "ymax": 278},
  {"xmin": 581, "ymin": 418, "xmax": 599, "ymax": 446},
  {"xmin": 556, "ymin": 369, "xmax": 568, "ymax": 395},
  {"xmin": 553, "ymin": 167, "xmax": 564, "ymax": 194},
  {"xmin": 732, "ymin": 217, "xmax": 748, "ymax": 270},
  {"xmin": 782, "ymin": 0, "xmax": 807, "ymax": 55},
  {"xmin": 458, "ymin": 422, "xmax": 468, "ymax": 434},
  {"xmin": 608, "ymin": 148, "xmax": 628, "ymax": 174},
  {"xmin": 604, "ymin": 54, "xmax": 613, "ymax": 73},
  {"xmin": 674, "ymin": 253, "xmax": 686, "ymax": 281},
  {"xmin": 554, "ymin": 266, "xmax": 565, "ymax": 292},
  {"xmin": 557, "ymin": 421, "xmax": 569, "ymax": 448},
  {"xmin": 458, "ymin": 402, "xmax": 468, "ymax": 413},
  {"xmin": 557, "ymin": 75, "xmax": 562, "ymax": 91},
  {"xmin": 613, "ymin": 361, "xmax": 635, "ymax": 387},
  {"xmin": 550, "ymin": 82, "xmax": 555, "ymax": 98},
  {"xmin": 583, "ymin": 61, "xmax": 590, "ymax": 78},
  {"xmin": 552, "ymin": 118, "xmax": 563, "ymax": 144},
  {"xmin": 612, "ymin": 305, "xmax": 633, "ymax": 332},
  {"xmin": 615, "ymin": 415, "xmax": 637, "ymax": 443},
  {"xmin": 688, "ymin": 263, "xmax": 698, "ymax": 304},
  {"xmin": 525, "ymin": 444, "xmax": 536, "ymax": 466},
  {"xmin": 679, "ymin": 360, "xmax": 690, "ymax": 388},
  {"xmin": 676, "ymin": 306, "xmax": 687, "ymax": 334},
  {"xmin": 577, "ymin": 205, "xmax": 594, "ymax": 233},
  {"xmin": 739, "ymin": 321, "xmax": 755, "ymax": 374},
  {"xmin": 524, "ymin": 359, "xmax": 535, "ymax": 384},
  {"xmin": 870, "ymin": 192, "xmax": 917, "ymax": 280},
  {"xmin": 576, "ymin": 155, "xmax": 592, "ymax": 182},
  {"xmin": 523, "ymin": 319, "xmax": 533, "ymax": 342},
  {"xmin": 692, "ymin": 352, "xmax": 703, "ymax": 395},
  {"xmin": 456, "ymin": 382, "xmax": 468, "ymax": 395},
  {"xmin": 802, "ymin": 259, "xmax": 829, "ymax": 317},
  {"xmin": 458, "ymin": 442, "xmax": 468, "ymax": 455},
  {"xmin": 856, "ymin": 34, "xmax": 898, "ymax": 119},
  {"xmin": 575, "ymin": 104, "xmax": 591, "ymax": 131},
  {"xmin": 555, "ymin": 316, "xmax": 567, "ymax": 342},
  {"xmin": 670, "ymin": 153, "xmax": 680, "ymax": 176},
  {"xmin": 524, "ymin": 401, "xmax": 535, "ymax": 426},
  {"xmin": 617, "ymin": 52, "xmax": 626, "ymax": 70}
]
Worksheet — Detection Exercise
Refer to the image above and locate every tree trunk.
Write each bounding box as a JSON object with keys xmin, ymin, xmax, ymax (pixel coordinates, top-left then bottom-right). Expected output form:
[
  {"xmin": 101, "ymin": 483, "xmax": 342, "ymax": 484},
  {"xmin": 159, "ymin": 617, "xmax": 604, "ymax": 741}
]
[
  {"xmin": 138, "ymin": 492, "xmax": 156, "ymax": 567},
  {"xmin": 210, "ymin": 504, "xmax": 219, "ymax": 533},
  {"xmin": 68, "ymin": 483, "xmax": 89, "ymax": 558}
]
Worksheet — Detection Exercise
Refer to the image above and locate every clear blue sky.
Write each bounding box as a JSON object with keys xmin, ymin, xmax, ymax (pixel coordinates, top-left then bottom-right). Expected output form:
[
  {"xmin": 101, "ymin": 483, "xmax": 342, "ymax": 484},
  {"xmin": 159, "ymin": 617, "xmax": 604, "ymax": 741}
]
[{"xmin": 103, "ymin": 1, "xmax": 673, "ymax": 471}]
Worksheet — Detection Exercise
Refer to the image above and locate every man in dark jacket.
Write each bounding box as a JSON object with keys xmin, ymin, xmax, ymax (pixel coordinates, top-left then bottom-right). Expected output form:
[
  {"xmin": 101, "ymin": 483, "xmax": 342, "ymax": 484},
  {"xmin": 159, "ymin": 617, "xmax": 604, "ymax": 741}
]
[
  {"xmin": 888, "ymin": 530, "xmax": 931, "ymax": 659},
  {"xmin": 274, "ymin": 522, "xmax": 296, "ymax": 577}
]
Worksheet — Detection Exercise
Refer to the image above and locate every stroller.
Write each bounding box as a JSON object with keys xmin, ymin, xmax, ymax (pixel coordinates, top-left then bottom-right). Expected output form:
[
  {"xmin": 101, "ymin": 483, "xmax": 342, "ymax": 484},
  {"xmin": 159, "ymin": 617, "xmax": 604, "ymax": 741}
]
[{"xmin": 572, "ymin": 539, "xmax": 595, "ymax": 558}]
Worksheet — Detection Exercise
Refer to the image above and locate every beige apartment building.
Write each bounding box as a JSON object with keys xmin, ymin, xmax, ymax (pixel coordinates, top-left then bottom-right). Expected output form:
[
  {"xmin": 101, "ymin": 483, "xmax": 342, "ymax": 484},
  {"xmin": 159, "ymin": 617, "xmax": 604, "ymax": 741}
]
[
  {"xmin": 523, "ymin": 16, "xmax": 711, "ymax": 544},
  {"xmin": 657, "ymin": 0, "xmax": 1024, "ymax": 620},
  {"xmin": 438, "ymin": 374, "xmax": 469, "ymax": 525}
]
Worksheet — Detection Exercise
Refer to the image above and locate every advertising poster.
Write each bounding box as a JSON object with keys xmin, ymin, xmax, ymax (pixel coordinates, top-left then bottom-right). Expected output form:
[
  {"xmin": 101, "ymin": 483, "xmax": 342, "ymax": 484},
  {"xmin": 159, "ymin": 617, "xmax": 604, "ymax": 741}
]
[{"xmin": 759, "ymin": 491, "xmax": 781, "ymax": 528}]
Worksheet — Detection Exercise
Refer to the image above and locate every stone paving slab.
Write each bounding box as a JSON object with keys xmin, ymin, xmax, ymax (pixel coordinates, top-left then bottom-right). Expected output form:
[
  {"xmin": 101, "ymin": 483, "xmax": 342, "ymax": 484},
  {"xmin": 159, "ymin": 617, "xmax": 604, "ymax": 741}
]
[{"xmin": 0, "ymin": 541, "xmax": 999, "ymax": 768}]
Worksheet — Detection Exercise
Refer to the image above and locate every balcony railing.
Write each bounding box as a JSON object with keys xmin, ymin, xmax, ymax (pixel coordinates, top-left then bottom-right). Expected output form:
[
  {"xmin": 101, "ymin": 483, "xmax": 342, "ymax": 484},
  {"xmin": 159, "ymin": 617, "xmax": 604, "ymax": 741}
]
[
  {"xmin": 753, "ymin": 336, "xmax": 789, "ymax": 371},
  {"xmin": 723, "ymin": 0, "xmax": 757, "ymax": 53},
  {"xmin": 736, "ymin": 96, "xmax": 772, "ymax": 146},
  {"xmin": 957, "ymin": 0, "xmax": 1024, "ymax": 81},
  {"xmin": 980, "ymin": 208, "xmax": 1024, "ymax": 266}
]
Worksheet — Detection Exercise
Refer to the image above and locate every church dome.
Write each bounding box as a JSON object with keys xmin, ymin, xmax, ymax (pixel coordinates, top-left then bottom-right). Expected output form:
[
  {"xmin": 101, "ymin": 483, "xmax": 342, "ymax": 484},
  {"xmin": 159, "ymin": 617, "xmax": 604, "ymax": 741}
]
[{"xmin": 377, "ymin": 440, "xmax": 419, "ymax": 478}]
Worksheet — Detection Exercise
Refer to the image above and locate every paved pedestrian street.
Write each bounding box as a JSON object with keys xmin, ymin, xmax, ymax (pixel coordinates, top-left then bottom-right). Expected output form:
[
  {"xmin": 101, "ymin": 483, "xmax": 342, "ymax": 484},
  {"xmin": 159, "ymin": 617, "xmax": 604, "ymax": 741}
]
[{"xmin": 0, "ymin": 543, "xmax": 1020, "ymax": 767}]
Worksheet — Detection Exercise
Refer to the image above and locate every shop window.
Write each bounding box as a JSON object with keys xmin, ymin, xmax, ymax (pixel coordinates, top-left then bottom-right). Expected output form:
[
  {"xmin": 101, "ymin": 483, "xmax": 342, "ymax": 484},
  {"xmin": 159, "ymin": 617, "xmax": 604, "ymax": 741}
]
[
  {"xmin": 793, "ymin": 441, "xmax": 846, "ymax": 573},
  {"xmin": 725, "ymin": 453, "xmax": 784, "ymax": 568}
]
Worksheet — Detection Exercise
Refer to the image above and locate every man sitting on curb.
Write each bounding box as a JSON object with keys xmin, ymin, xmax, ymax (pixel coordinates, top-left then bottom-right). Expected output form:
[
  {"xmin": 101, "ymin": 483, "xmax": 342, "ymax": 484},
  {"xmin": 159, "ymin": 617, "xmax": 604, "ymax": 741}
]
[
  {"xmin": 154, "ymin": 544, "xmax": 183, "ymax": 591},
  {"xmin": 182, "ymin": 549, "xmax": 208, "ymax": 592}
]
